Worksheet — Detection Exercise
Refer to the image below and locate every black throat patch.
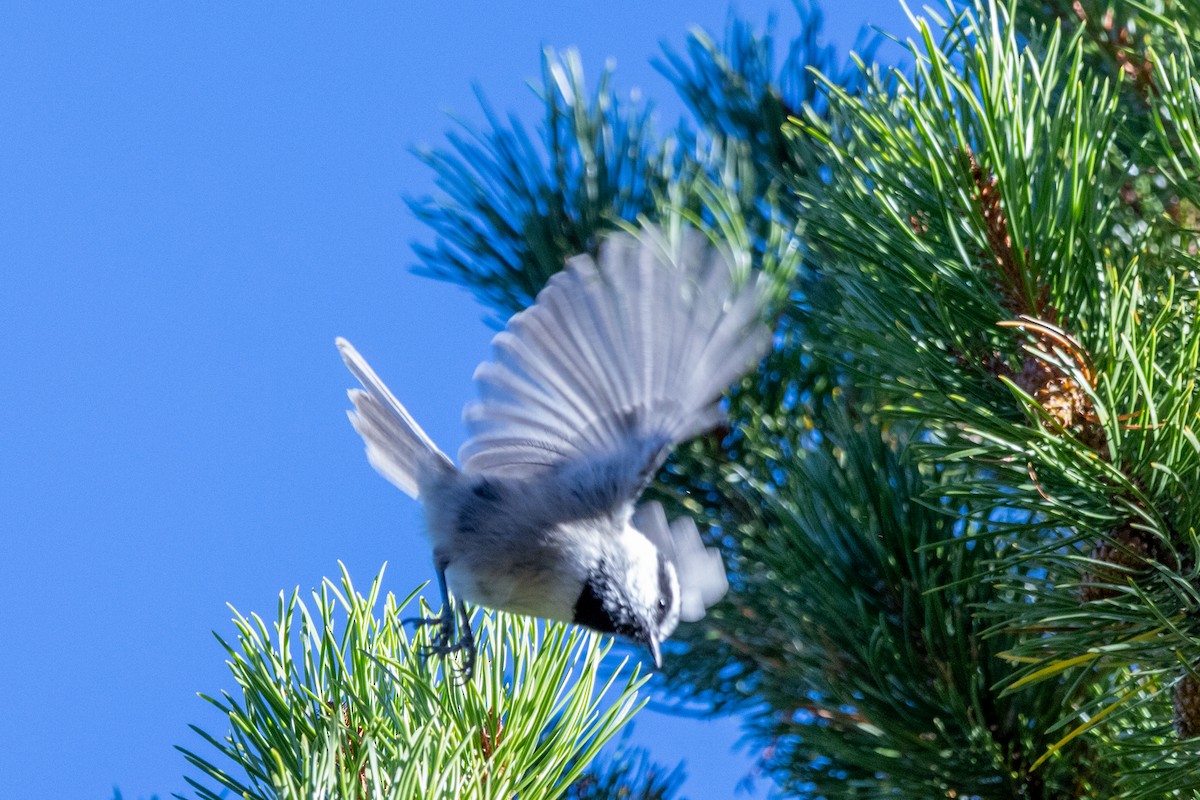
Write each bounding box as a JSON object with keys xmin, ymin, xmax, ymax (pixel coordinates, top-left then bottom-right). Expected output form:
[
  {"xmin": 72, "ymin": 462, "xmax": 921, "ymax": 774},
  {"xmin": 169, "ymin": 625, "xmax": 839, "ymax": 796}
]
[
  {"xmin": 574, "ymin": 575, "xmax": 619, "ymax": 634},
  {"xmin": 574, "ymin": 571, "xmax": 645, "ymax": 640}
]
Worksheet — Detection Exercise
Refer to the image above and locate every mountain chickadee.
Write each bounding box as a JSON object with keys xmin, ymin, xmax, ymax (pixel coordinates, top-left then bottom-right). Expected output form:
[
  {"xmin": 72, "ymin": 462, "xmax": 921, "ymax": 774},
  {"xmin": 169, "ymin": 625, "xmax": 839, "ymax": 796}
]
[{"xmin": 338, "ymin": 226, "xmax": 770, "ymax": 672}]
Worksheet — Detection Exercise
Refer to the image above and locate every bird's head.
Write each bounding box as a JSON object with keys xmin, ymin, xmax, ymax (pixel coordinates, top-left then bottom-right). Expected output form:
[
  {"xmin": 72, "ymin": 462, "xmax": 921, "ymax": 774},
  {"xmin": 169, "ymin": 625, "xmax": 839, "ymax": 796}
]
[{"xmin": 572, "ymin": 526, "xmax": 680, "ymax": 668}]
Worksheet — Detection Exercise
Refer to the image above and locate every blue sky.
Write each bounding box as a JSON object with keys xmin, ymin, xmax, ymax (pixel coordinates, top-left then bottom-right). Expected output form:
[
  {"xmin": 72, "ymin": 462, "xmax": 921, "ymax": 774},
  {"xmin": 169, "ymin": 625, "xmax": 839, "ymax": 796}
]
[{"xmin": 1, "ymin": 3, "xmax": 908, "ymax": 798}]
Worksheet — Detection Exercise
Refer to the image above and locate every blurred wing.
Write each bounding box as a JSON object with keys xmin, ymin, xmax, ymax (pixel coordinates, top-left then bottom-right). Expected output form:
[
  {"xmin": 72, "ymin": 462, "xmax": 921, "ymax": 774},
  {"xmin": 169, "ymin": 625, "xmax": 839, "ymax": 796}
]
[
  {"xmin": 633, "ymin": 501, "xmax": 728, "ymax": 621},
  {"xmin": 459, "ymin": 226, "xmax": 770, "ymax": 499}
]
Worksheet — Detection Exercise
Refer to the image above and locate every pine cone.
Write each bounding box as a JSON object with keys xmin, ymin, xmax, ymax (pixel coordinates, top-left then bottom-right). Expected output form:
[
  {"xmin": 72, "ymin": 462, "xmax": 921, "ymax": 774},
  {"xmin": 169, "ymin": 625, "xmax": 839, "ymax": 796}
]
[
  {"xmin": 964, "ymin": 149, "xmax": 1026, "ymax": 316},
  {"xmin": 1174, "ymin": 670, "xmax": 1200, "ymax": 738},
  {"xmin": 1033, "ymin": 375, "xmax": 1088, "ymax": 431},
  {"xmin": 1079, "ymin": 526, "xmax": 1155, "ymax": 603},
  {"xmin": 1010, "ymin": 353, "xmax": 1106, "ymax": 449},
  {"xmin": 1012, "ymin": 354, "xmax": 1058, "ymax": 398}
]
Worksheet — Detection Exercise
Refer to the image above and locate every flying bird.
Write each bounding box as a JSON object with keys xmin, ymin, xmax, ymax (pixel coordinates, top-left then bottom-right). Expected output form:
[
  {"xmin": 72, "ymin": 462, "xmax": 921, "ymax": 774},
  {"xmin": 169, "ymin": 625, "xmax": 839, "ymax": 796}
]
[{"xmin": 338, "ymin": 226, "xmax": 770, "ymax": 673}]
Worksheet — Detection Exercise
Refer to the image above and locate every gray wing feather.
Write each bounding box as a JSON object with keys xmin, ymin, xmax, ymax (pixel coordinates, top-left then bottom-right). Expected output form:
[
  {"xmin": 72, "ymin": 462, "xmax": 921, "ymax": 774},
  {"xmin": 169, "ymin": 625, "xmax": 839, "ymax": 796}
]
[{"xmin": 458, "ymin": 226, "xmax": 770, "ymax": 493}]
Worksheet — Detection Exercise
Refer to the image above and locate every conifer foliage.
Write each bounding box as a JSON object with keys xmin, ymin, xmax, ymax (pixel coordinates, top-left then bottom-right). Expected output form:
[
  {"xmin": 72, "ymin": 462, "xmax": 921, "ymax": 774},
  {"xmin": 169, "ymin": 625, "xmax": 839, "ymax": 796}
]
[
  {"xmin": 188, "ymin": 1, "xmax": 1200, "ymax": 797},
  {"xmin": 181, "ymin": 567, "xmax": 650, "ymax": 799},
  {"xmin": 406, "ymin": 0, "xmax": 1200, "ymax": 795}
]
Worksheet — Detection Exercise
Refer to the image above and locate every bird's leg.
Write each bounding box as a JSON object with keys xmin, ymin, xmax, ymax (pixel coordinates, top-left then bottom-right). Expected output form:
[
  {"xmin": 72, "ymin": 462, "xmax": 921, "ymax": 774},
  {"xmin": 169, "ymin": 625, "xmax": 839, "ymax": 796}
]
[
  {"xmin": 403, "ymin": 567, "xmax": 476, "ymax": 678},
  {"xmin": 404, "ymin": 568, "xmax": 455, "ymax": 644},
  {"xmin": 456, "ymin": 596, "xmax": 476, "ymax": 678}
]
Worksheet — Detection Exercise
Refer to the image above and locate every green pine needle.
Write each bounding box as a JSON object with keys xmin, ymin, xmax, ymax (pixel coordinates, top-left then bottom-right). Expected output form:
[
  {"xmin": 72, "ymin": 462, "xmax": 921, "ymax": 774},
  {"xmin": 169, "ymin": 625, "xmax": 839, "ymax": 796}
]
[{"xmin": 178, "ymin": 564, "xmax": 648, "ymax": 800}]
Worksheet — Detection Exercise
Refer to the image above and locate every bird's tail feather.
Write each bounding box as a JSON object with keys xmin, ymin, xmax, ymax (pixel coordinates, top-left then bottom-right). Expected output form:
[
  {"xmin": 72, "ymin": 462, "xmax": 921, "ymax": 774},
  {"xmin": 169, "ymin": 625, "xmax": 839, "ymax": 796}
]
[{"xmin": 337, "ymin": 337, "xmax": 454, "ymax": 498}]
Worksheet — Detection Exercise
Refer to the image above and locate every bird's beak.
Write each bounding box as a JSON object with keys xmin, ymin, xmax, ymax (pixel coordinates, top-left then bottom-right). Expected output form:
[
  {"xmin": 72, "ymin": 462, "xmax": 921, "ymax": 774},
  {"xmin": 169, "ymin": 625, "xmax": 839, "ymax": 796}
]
[{"xmin": 646, "ymin": 635, "xmax": 662, "ymax": 669}]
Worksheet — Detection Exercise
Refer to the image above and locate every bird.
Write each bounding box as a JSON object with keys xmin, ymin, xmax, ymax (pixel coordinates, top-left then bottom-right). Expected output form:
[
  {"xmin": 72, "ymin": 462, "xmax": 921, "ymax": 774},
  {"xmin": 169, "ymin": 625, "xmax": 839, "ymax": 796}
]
[{"xmin": 337, "ymin": 225, "xmax": 771, "ymax": 674}]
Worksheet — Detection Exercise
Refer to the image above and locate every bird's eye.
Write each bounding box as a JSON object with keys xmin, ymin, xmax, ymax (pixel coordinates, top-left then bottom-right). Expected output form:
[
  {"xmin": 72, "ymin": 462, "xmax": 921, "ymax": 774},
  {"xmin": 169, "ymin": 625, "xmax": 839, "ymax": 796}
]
[{"xmin": 657, "ymin": 598, "xmax": 667, "ymax": 610}]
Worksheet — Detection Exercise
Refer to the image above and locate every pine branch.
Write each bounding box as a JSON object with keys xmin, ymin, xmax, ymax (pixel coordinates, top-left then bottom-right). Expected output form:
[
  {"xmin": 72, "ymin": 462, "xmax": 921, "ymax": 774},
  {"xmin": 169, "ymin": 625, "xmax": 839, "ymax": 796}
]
[
  {"xmin": 178, "ymin": 565, "xmax": 648, "ymax": 800},
  {"xmin": 564, "ymin": 742, "xmax": 687, "ymax": 800},
  {"xmin": 794, "ymin": 1, "xmax": 1200, "ymax": 790},
  {"xmin": 654, "ymin": 0, "xmax": 879, "ymax": 180},
  {"xmin": 398, "ymin": 0, "xmax": 1200, "ymax": 794},
  {"xmin": 663, "ymin": 413, "xmax": 1115, "ymax": 797},
  {"xmin": 407, "ymin": 49, "xmax": 672, "ymax": 324}
]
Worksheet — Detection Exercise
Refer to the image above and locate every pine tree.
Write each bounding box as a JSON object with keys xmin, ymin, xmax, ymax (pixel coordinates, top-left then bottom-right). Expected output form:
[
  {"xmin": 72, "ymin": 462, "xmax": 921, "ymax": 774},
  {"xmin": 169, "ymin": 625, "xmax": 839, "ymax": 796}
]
[
  {"xmin": 408, "ymin": 0, "xmax": 1200, "ymax": 795},
  {"xmin": 187, "ymin": 1, "xmax": 1200, "ymax": 796}
]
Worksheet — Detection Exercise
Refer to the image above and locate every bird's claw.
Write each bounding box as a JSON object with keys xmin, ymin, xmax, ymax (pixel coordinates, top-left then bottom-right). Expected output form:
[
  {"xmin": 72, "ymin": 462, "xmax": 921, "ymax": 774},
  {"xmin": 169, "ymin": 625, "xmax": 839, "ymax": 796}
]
[
  {"xmin": 404, "ymin": 604, "xmax": 476, "ymax": 680},
  {"xmin": 404, "ymin": 611, "xmax": 453, "ymax": 640}
]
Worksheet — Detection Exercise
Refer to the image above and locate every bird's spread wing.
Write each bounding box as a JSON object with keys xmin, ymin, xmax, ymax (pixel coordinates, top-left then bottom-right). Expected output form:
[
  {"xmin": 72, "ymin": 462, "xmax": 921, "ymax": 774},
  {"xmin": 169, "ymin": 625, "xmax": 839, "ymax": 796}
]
[
  {"xmin": 458, "ymin": 226, "xmax": 771, "ymax": 498},
  {"xmin": 633, "ymin": 501, "xmax": 728, "ymax": 621}
]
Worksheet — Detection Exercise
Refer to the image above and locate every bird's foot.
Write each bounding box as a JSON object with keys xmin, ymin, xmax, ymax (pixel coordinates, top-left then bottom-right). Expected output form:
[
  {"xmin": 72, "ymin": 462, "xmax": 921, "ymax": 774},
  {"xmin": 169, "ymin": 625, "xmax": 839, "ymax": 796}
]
[
  {"xmin": 404, "ymin": 604, "xmax": 476, "ymax": 680},
  {"xmin": 404, "ymin": 609, "xmax": 454, "ymax": 648}
]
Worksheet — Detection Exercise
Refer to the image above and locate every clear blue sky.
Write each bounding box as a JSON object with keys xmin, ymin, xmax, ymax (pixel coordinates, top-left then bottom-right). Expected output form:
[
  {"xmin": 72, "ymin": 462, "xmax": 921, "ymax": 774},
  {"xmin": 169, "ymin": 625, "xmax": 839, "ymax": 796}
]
[{"xmin": 1, "ymin": 3, "xmax": 908, "ymax": 798}]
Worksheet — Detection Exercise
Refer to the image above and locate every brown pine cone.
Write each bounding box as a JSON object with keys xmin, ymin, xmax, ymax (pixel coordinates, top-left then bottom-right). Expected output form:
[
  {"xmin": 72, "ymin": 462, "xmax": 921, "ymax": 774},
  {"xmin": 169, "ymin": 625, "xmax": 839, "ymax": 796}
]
[
  {"xmin": 1174, "ymin": 669, "xmax": 1200, "ymax": 738},
  {"xmin": 1079, "ymin": 526, "xmax": 1155, "ymax": 603}
]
